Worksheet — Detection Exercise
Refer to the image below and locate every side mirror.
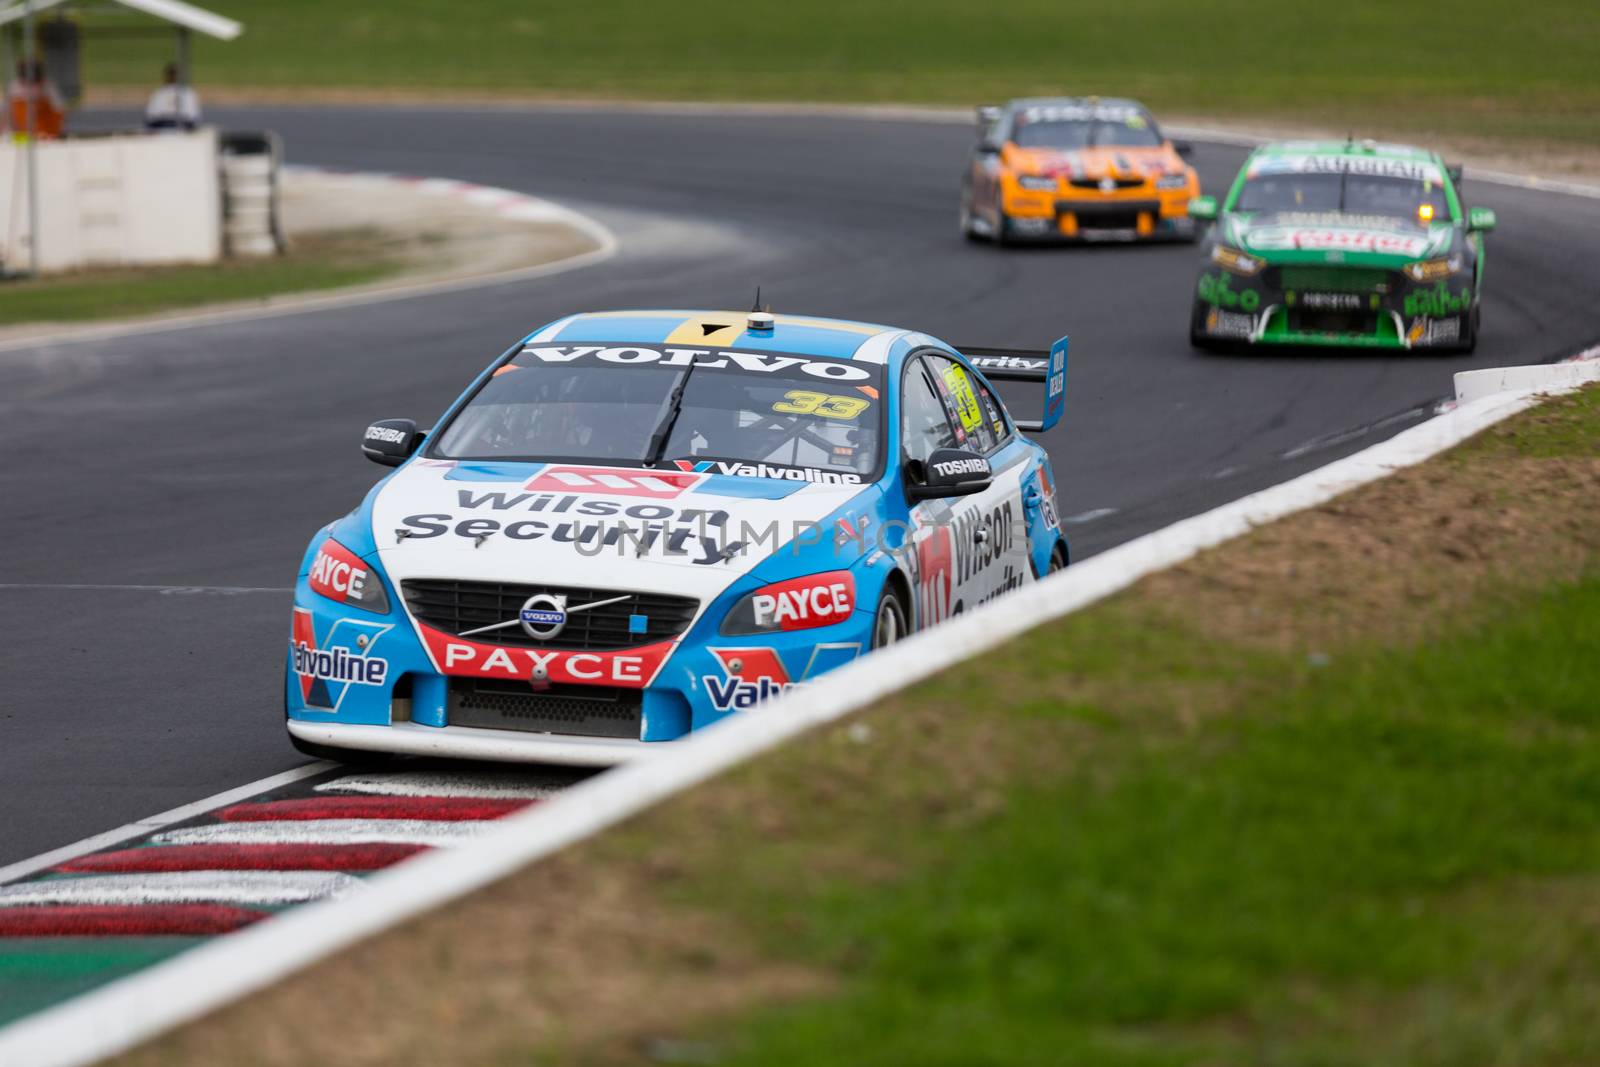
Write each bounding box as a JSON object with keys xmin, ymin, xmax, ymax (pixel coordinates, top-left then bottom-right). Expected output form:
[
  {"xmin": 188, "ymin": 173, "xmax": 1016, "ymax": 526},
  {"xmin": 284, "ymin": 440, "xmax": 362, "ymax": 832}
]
[
  {"xmin": 907, "ymin": 448, "xmax": 992, "ymax": 501},
  {"xmin": 362, "ymin": 418, "xmax": 424, "ymax": 467},
  {"xmin": 975, "ymin": 105, "xmax": 1002, "ymax": 153},
  {"xmin": 1188, "ymin": 195, "xmax": 1219, "ymax": 222},
  {"xmin": 1467, "ymin": 206, "xmax": 1496, "ymax": 233},
  {"xmin": 1173, "ymin": 140, "xmax": 1195, "ymax": 159}
]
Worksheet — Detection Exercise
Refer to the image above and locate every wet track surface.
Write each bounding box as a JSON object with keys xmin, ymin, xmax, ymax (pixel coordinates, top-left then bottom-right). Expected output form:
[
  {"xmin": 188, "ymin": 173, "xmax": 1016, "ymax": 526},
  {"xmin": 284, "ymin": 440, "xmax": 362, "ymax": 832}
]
[{"xmin": 3, "ymin": 105, "xmax": 1599, "ymax": 866}]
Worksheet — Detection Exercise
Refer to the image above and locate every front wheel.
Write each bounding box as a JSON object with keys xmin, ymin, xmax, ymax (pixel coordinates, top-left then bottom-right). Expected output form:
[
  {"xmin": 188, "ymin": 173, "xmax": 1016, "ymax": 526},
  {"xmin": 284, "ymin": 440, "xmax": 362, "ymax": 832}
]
[
  {"xmin": 871, "ymin": 584, "xmax": 910, "ymax": 649},
  {"xmin": 959, "ymin": 200, "xmax": 983, "ymax": 243},
  {"xmin": 1189, "ymin": 302, "xmax": 1221, "ymax": 352},
  {"xmin": 1458, "ymin": 304, "xmax": 1480, "ymax": 354},
  {"xmin": 289, "ymin": 732, "xmax": 396, "ymax": 766},
  {"xmin": 992, "ymin": 196, "xmax": 1018, "ymax": 247}
]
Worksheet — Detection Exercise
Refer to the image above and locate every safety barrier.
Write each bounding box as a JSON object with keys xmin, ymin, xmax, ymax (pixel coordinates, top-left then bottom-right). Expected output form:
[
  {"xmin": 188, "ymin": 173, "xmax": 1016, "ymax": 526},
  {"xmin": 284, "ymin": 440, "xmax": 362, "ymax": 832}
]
[{"xmin": 0, "ymin": 129, "xmax": 222, "ymax": 274}]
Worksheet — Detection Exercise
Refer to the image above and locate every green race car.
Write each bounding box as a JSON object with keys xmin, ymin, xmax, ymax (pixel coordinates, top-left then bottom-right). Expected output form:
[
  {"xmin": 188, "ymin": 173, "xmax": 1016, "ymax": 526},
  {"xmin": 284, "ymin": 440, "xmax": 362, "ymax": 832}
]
[{"xmin": 1187, "ymin": 140, "xmax": 1496, "ymax": 353}]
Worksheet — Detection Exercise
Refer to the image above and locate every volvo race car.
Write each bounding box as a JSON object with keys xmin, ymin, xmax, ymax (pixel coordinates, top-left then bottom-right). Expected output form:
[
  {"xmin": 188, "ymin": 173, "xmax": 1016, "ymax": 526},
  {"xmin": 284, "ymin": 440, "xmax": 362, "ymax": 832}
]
[
  {"xmin": 959, "ymin": 96, "xmax": 1201, "ymax": 244},
  {"xmin": 287, "ymin": 310, "xmax": 1069, "ymax": 766},
  {"xmin": 1187, "ymin": 140, "xmax": 1496, "ymax": 352}
]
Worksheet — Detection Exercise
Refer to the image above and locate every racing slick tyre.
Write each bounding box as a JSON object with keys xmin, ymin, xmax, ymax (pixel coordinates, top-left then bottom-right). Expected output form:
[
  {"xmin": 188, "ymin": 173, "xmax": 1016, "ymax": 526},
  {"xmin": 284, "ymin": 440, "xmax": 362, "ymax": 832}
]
[
  {"xmin": 959, "ymin": 184, "xmax": 984, "ymax": 243},
  {"xmin": 871, "ymin": 584, "xmax": 910, "ymax": 649},
  {"xmin": 1049, "ymin": 542, "xmax": 1069, "ymax": 573},
  {"xmin": 1189, "ymin": 302, "xmax": 1222, "ymax": 353},
  {"xmin": 1458, "ymin": 304, "xmax": 1480, "ymax": 355},
  {"xmin": 289, "ymin": 733, "xmax": 397, "ymax": 766},
  {"xmin": 992, "ymin": 198, "xmax": 1016, "ymax": 247},
  {"xmin": 959, "ymin": 202, "xmax": 983, "ymax": 243}
]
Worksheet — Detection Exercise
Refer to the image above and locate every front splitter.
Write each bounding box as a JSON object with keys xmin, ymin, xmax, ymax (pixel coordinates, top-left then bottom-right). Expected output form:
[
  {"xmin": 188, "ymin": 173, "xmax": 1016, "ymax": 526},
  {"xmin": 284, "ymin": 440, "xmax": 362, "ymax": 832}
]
[{"xmin": 287, "ymin": 720, "xmax": 681, "ymax": 767}]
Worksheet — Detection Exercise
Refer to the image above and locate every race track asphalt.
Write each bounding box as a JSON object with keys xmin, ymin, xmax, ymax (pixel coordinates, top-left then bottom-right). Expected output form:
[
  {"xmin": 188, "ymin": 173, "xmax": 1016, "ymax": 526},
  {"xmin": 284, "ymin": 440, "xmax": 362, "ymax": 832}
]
[{"xmin": 3, "ymin": 104, "xmax": 1597, "ymax": 865}]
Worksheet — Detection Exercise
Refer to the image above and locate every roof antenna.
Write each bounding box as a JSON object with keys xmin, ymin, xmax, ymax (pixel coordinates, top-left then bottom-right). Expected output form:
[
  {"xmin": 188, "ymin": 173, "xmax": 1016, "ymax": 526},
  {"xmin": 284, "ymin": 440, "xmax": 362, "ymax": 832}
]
[{"xmin": 748, "ymin": 287, "xmax": 774, "ymax": 332}]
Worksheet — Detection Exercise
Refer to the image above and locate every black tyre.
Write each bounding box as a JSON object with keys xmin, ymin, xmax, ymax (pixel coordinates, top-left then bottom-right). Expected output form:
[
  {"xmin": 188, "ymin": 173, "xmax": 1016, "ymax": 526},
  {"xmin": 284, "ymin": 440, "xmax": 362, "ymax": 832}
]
[
  {"xmin": 993, "ymin": 196, "xmax": 1015, "ymax": 247},
  {"xmin": 1459, "ymin": 304, "xmax": 1480, "ymax": 354},
  {"xmin": 289, "ymin": 732, "xmax": 396, "ymax": 765},
  {"xmin": 1049, "ymin": 542, "xmax": 1069, "ymax": 573},
  {"xmin": 959, "ymin": 201, "xmax": 983, "ymax": 243},
  {"xmin": 958, "ymin": 180, "xmax": 984, "ymax": 243},
  {"xmin": 871, "ymin": 583, "xmax": 910, "ymax": 650},
  {"xmin": 1189, "ymin": 302, "xmax": 1221, "ymax": 352}
]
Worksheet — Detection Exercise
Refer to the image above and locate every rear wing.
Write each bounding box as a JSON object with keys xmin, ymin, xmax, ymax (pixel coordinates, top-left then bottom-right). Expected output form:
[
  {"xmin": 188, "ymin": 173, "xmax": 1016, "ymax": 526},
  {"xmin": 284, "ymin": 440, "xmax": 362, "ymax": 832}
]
[{"xmin": 960, "ymin": 335, "xmax": 1068, "ymax": 434}]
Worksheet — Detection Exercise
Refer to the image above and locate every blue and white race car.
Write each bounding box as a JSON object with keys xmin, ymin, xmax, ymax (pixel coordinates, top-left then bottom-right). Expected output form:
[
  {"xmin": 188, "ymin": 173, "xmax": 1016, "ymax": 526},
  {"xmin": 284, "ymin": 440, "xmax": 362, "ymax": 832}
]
[{"xmin": 287, "ymin": 309, "xmax": 1068, "ymax": 765}]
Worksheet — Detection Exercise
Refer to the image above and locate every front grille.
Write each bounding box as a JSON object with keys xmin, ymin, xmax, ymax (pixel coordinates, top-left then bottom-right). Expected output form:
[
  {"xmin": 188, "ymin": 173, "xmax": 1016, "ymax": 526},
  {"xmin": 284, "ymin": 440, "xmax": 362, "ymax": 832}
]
[
  {"xmin": 1273, "ymin": 266, "xmax": 1392, "ymax": 293},
  {"xmin": 1061, "ymin": 199, "xmax": 1160, "ymax": 231},
  {"xmin": 448, "ymin": 678, "xmax": 642, "ymax": 739},
  {"xmin": 402, "ymin": 579, "xmax": 698, "ymax": 650},
  {"xmin": 1068, "ymin": 177, "xmax": 1145, "ymax": 190}
]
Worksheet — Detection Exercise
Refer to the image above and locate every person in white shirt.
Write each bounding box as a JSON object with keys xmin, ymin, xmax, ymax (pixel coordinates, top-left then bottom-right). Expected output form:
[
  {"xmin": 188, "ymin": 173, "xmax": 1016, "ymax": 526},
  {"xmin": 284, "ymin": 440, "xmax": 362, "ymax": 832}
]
[{"xmin": 145, "ymin": 63, "xmax": 201, "ymax": 131}]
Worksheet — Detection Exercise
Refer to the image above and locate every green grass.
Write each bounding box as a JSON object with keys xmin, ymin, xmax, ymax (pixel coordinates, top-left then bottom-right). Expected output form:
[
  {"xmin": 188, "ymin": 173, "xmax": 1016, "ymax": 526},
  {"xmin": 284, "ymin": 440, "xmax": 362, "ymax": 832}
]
[
  {"xmin": 89, "ymin": 0, "xmax": 1600, "ymax": 147},
  {"xmin": 682, "ymin": 578, "xmax": 1600, "ymax": 1066},
  {"xmin": 0, "ymin": 229, "xmax": 403, "ymax": 326}
]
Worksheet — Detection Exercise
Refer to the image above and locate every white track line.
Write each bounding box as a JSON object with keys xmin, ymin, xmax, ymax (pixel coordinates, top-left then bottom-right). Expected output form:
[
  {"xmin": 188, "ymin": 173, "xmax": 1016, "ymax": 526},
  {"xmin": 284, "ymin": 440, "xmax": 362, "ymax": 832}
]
[
  {"xmin": 316, "ymin": 772, "xmax": 569, "ymax": 800},
  {"xmin": 153, "ymin": 820, "xmax": 493, "ymax": 848},
  {"xmin": 0, "ymin": 872, "xmax": 359, "ymax": 907},
  {"xmin": 0, "ymin": 763, "xmax": 332, "ymax": 887},
  {"xmin": 3, "ymin": 365, "xmax": 1586, "ymax": 1067}
]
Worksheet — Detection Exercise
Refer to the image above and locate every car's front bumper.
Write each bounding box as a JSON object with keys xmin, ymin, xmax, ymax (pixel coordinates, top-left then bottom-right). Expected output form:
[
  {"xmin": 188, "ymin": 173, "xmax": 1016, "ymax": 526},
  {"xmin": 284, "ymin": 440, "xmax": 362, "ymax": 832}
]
[
  {"xmin": 1001, "ymin": 183, "xmax": 1196, "ymax": 241},
  {"xmin": 1192, "ymin": 268, "xmax": 1474, "ymax": 349},
  {"xmin": 288, "ymin": 719, "xmax": 679, "ymax": 766},
  {"xmin": 286, "ymin": 576, "xmax": 875, "ymax": 764}
]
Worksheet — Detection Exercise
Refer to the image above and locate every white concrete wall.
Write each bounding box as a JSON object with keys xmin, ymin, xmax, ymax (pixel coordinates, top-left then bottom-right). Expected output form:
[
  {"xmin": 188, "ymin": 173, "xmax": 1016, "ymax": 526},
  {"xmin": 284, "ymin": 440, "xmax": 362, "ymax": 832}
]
[{"xmin": 0, "ymin": 130, "xmax": 221, "ymax": 274}]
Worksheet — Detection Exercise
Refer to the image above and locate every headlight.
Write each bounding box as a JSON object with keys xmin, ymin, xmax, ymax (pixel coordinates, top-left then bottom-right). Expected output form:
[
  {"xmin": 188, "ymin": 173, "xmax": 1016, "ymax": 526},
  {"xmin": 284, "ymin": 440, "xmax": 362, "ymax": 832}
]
[
  {"xmin": 1211, "ymin": 245, "xmax": 1263, "ymax": 276},
  {"xmin": 307, "ymin": 538, "xmax": 390, "ymax": 614},
  {"xmin": 1156, "ymin": 174, "xmax": 1190, "ymax": 190},
  {"xmin": 720, "ymin": 571, "xmax": 856, "ymax": 636},
  {"xmin": 1016, "ymin": 175, "xmax": 1057, "ymax": 192},
  {"xmin": 1403, "ymin": 257, "xmax": 1460, "ymax": 283}
]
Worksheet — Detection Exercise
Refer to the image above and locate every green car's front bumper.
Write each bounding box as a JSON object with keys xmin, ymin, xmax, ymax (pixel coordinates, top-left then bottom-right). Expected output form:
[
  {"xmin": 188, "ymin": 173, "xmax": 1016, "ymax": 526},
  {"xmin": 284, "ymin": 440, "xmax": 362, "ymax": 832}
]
[{"xmin": 1192, "ymin": 268, "xmax": 1475, "ymax": 351}]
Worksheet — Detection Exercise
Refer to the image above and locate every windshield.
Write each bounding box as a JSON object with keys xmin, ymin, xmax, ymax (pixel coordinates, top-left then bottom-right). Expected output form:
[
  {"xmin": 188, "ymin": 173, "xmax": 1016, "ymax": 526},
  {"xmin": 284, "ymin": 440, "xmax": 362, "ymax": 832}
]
[
  {"xmin": 1236, "ymin": 155, "xmax": 1451, "ymax": 221},
  {"xmin": 1011, "ymin": 105, "xmax": 1161, "ymax": 149},
  {"xmin": 433, "ymin": 344, "xmax": 884, "ymax": 480}
]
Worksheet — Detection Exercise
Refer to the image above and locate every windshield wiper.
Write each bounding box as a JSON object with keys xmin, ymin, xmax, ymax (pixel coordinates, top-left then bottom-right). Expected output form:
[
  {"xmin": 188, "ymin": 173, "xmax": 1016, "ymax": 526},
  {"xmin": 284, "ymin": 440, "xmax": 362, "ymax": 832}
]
[
  {"xmin": 643, "ymin": 363, "xmax": 694, "ymax": 466},
  {"xmin": 1337, "ymin": 165, "xmax": 1349, "ymax": 214}
]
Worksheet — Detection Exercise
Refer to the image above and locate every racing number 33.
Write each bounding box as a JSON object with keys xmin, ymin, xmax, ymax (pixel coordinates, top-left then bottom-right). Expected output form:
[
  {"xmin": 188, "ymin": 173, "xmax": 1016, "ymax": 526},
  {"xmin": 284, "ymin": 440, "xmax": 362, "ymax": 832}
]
[{"xmin": 773, "ymin": 390, "xmax": 870, "ymax": 419}]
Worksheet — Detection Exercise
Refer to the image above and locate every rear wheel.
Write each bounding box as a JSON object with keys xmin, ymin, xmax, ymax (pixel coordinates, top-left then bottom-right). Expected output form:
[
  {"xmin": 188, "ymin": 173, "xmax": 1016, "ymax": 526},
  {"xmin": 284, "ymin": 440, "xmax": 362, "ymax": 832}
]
[{"xmin": 871, "ymin": 583, "xmax": 909, "ymax": 650}]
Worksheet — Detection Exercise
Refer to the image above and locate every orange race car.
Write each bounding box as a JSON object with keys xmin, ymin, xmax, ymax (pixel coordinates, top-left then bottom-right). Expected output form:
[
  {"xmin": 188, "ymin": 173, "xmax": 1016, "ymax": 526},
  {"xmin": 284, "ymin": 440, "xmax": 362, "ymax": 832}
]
[{"xmin": 959, "ymin": 97, "xmax": 1201, "ymax": 244}]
